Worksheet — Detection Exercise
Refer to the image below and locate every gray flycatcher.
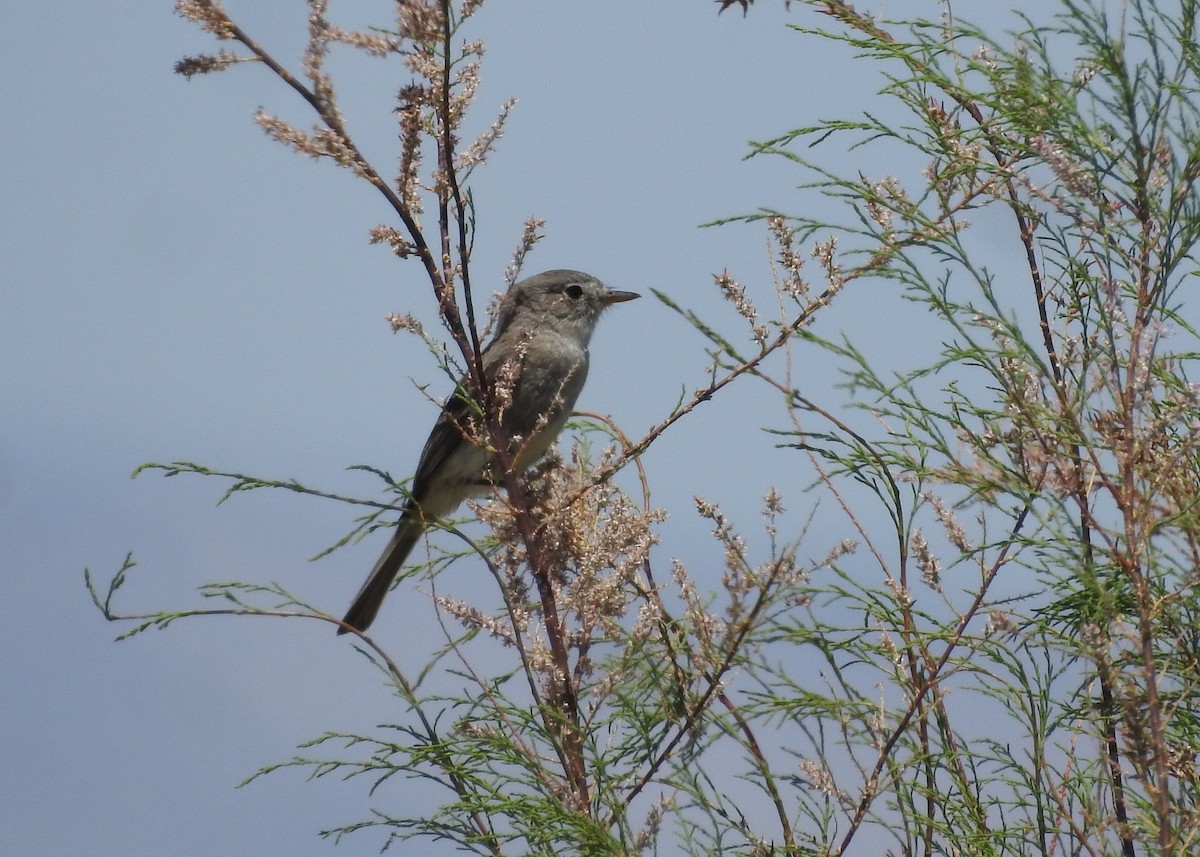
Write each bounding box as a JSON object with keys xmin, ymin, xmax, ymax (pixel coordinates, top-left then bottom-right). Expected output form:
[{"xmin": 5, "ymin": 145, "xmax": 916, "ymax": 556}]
[{"xmin": 338, "ymin": 269, "xmax": 639, "ymax": 634}]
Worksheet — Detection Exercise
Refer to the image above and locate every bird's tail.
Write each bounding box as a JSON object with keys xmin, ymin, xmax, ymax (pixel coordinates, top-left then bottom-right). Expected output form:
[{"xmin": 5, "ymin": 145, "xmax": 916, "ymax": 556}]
[{"xmin": 337, "ymin": 517, "xmax": 423, "ymax": 635}]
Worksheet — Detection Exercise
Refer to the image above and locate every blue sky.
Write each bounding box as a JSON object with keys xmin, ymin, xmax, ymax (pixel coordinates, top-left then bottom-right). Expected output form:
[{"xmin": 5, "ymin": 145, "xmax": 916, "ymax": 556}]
[{"xmin": 3, "ymin": 2, "xmax": 1031, "ymax": 854}]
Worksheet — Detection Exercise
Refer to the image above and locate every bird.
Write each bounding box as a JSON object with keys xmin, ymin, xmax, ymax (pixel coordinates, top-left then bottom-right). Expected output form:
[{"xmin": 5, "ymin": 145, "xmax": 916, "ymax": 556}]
[{"xmin": 338, "ymin": 269, "xmax": 639, "ymax": 634}]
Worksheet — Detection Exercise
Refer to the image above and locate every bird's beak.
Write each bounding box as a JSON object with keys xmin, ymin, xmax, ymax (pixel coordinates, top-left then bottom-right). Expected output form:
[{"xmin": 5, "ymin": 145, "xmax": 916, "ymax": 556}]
[{"xmin": 601, "ymin": 289, "xmax": 641, "ymax": 305}]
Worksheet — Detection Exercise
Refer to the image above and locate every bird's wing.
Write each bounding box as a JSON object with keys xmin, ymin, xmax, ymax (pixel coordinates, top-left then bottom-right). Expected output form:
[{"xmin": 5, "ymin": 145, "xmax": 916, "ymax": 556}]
[
  {"xmin": 410, "ymin": 331, "xmax": 549, "ymax": 499},
  {"xmin": 409, "ymin": 383, "xmax": 478, "ymax": 500}
]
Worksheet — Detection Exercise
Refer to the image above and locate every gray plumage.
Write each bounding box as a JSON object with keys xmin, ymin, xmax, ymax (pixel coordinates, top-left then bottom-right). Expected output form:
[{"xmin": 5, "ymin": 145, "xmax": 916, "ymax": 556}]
[{"xmin": 339, "ymin": 269, "xmax": 638, "ymax": 634}]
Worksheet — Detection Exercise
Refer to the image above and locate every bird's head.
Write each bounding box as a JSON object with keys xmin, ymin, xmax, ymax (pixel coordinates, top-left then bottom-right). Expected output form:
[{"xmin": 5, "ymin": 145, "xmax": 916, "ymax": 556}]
[{"xmin": 493, "ymin": 269, "xmax": 639, "ymax": 344}]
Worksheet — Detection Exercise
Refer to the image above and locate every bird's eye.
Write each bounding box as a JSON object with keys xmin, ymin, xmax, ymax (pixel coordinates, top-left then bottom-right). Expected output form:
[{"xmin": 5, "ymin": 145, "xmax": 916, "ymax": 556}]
[{"xmin": 565, "ymin": 284, "xmax": 584, "ymax": 299}]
